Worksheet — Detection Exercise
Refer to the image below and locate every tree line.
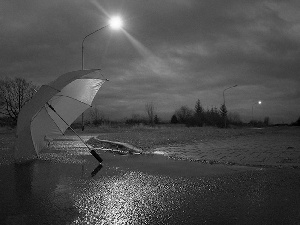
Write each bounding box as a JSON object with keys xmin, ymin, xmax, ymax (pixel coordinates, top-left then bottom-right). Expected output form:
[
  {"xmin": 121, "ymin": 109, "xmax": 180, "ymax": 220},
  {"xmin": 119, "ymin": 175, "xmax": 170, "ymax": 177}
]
[
  {"xmin": 1, "ymin": 77, "xmax": 300, "ymax": 128},
  {"xmin": 170, "ymin": 99, "xmax": 234, "ymax": 128}
]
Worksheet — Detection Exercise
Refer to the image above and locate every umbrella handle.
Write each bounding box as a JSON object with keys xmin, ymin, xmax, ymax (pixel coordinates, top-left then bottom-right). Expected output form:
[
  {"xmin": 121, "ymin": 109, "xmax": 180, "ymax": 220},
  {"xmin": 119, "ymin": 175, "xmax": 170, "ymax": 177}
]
[
  {"xmin": 90, "ymin": 150, "xmax": 103, "ymax": 163},
  {"xmin": 68, "ymin": 125, "xmax": 103, "ymax": 163}
]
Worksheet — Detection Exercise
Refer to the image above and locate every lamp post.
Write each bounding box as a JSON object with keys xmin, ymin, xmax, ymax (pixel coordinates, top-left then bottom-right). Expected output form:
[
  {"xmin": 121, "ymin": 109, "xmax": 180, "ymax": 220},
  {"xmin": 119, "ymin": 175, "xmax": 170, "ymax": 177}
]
[
  {"xmin": 222, "ymin": 84, "xmax": 237, "ymax": 128},
  {"xmin": 251, "ymin": 100, "xmax": 262, "ymax": 122},
  {"xmin": 223, "ymin": 85, "xmax": 238, "ymax": 105},
  {"xmin": 81, "ymin": 16, "xmax": 123, "ymax": 70},
  {"xmin": 80, "ymin": 16, "xmax": 123, "ymax": 131}
]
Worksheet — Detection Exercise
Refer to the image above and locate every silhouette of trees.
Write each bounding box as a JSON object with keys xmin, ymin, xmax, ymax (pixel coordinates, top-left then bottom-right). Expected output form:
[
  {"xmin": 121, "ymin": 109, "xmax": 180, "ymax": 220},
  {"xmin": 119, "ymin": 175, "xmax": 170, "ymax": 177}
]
[
  {"xmin": 194, "ymin": 99, "xmax": 204, "ymax": 126},
  {"xmin": 89, "ymin": 106, "xmax": 108, "ymax": 126},
  {"xmin": 227, "ymin": 112, "xmax": 242, "ymax": 125},
  {"xmin": 126, "ymin": 113, "xmax": 147, "ymax": 125},
  {"xmin": 291, "ymin": 116, "xmax": 300, "ymax": 126},
  {"xmin": 220, "ymin": 103, "xmax": 228, "ymax": 128},
  {"xmin": 204, "ymin": 106, "xmax": 223, "ymax": 127},
  {"xmin": 170, "ymin": 114, "xmax": 178, "ymax": 124},
  {"xmin": 0, "ymin": 77, "xmax": 37, "ymax": 125},
  {"xmin": 263, "ymin": 116, "xmax": 270, "ymax": 126},
  {"xmin": 154, "ymin": 115, "xmax": 160, "ymax": 124},
  {"xmin": 172, "ymin": 100, "xmax": 243, "ymax": 128},
  {"xmin": 175, "ymin": 106, "xmax": 194, "ymax": 124},
  {"xmin": 145, "ymin": 102, "xmax": 155, "ymax": 126}
]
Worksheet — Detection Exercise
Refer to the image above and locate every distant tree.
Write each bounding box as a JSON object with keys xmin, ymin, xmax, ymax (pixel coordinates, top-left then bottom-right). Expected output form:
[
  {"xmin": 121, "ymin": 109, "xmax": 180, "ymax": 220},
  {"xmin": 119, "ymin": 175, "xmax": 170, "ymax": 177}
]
[
  {"xmin": 170, "ymin": 114, "xmax": 178, "ymax": 124},
  {"xmin": 220, "ymin": 104, "xmax": 228, "ymax": 128},
  {"xmin": 126, "ymin": 113, "xmax": 147, "ymax": 125},
  {"xmin": 0, "ymin": 77, "xmax": 37, "ymax": 125},
  {"xmin": 175, "ymin": 106, "xmax": 193, "ymax": 124},
  {"xmin": 291, "ymin": 116, "xmax": 300, "ymax": 126},
  {"xmin": 250, "ymin": 119, "xmax": 264, "ymax": 127},
  {"xmin": 228, "ymin": 112, "xmax": 242, "ymax": 125},
  {"xmin": 204, "ymin": 106, "xmax": 222, "ymax": 127},
  {"xmin": 145, "ymin": 102, "xmax": 155, "ymax": 126},
  {"xmin": 194, "ymin": 99, "xmax": 204, "ymax": 126},
  {"xmin": 263, "ymin": 116, "xmax": 270, "ymax": 126},
  {"xmin": 154, "ymin": 114, "xmax": 159, "ymax": 124},
  {"xmin": 89, "ymin": 106, "xmax": 106, "ymax": 126}
]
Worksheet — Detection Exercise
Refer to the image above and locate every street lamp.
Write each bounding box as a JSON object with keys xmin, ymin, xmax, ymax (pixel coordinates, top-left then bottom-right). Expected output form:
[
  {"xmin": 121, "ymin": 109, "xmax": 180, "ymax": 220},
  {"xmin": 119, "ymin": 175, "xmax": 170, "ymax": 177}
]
[
  {"xmin": 81, "ymin": 16, "xmax": 123, "ymax": 70},
  {"xmin": 222, "ymin": 84, "xmax": 237, "ymax": 128},
  {"xmin": 223, "ymin": 85, "xmax": 238, "ymax": 105},
  {"xmin": 251, "ymin": 100, "xmax": 262, "ymax": 122},
  {"xmin": 81, "ymin": 16, "xmax": 123, "ymax": 130}
]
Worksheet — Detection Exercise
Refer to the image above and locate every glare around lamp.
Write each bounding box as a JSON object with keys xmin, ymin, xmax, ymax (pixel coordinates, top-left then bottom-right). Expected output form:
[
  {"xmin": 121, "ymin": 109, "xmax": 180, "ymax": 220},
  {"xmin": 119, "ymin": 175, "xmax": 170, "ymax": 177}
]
[{"xmin": 109, "ymin": 16, "xmax": 123, "ymax": 30}]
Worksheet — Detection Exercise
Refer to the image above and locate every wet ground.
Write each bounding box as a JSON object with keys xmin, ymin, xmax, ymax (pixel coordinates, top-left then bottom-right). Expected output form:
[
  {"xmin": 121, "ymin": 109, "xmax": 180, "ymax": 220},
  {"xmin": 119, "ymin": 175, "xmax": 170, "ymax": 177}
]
[
  {"xmin": 1, "ymin": 131, "xmax": 300, "ymax": 224},
  {"xmin": 91, "ymin": 126, "xmax": 300, "ymax": 168}
]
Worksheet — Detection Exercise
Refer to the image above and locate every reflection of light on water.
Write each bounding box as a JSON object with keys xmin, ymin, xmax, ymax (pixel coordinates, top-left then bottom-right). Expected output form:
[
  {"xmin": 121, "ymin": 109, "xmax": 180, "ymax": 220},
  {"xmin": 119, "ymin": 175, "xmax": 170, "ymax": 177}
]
[
  {"xmin": 153, "ymin": 150, "xmax": 168, "ymax": 156},
  {"xmin": 71, "ymin": 172, "xmax": 183, "ymax": 224}
]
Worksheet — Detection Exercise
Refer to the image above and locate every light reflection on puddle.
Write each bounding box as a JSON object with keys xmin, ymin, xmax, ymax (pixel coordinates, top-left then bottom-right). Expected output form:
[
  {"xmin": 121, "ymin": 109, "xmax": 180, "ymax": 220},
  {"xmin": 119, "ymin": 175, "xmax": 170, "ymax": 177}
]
[
  {"xmin": 152, "ymin": 150, "xmax": 168, "ymax": 156},
  {"xmin": 70, "ymin": 171, "xmax": 188, "ymax": 224},
  {"xmin": 1, "ymin": 133, "xmax": 300, "ymax": 224}
]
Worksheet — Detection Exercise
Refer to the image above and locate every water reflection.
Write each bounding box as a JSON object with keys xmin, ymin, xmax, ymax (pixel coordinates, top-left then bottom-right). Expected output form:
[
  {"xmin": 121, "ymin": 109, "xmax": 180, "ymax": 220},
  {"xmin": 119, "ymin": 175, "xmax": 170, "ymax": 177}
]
[
  {"xmin": 71, "ymin": 171, "xmax": 183, "ymax": 224},
  {"xmin": 14, "ymin": 161, "xmax": 34, "ymax": 208},
  {"xmin": 0, "ymin": 148, "xmax": 299, "ymax": 224},
  {"xmin": 1, "ymin": 161, "xmax": 35, "ymax": 224},
  {"xmin": 0, "ymin": 159, "xmax": 82, "ymax": 224}
]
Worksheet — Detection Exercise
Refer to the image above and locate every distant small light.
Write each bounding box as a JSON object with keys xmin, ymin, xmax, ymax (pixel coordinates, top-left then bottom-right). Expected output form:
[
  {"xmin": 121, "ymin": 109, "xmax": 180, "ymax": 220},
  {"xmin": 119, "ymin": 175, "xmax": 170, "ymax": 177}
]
[{"xmin": 258, "ymin": 101, "xmax": 262, "ymax": 104}]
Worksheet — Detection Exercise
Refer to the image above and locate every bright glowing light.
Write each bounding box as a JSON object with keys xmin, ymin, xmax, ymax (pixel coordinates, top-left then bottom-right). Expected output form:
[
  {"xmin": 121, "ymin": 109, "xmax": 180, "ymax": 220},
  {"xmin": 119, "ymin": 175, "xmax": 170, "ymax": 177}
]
[
  {"xmin": 109, "ymin": 16, "xmax": 123, "ymax": 30},
  {"xmin": 258, "ymin": 101, "xmax": 262, "ymax": 104}
]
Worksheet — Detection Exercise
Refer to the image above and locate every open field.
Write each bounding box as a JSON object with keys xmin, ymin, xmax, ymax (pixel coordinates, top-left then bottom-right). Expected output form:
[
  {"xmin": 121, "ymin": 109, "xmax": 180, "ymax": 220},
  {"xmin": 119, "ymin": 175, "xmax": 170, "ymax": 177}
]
[
  {"xmin": 1, "ymin": 125, "xmax": 300, "ymax": 223},
  {"xmin": 75, "ymin": 125, "xmax": 300, "ymax": 151},
  {"xmin": 1, "ymin": 125, "xmax": 300, "ymax": 167},
  {"xmin": 82, "ymin": 125, "xmax": 300, "ymax": 168}
]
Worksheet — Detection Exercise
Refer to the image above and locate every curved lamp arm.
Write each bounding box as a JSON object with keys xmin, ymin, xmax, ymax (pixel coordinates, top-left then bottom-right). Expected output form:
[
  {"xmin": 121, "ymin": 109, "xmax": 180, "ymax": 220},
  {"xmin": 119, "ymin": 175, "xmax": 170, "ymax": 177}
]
[
  {"xmin": 223, "ymin": 84, "xmax": 237, "ymax": 105},
  {"xmin": 81, "ymin": 25, "xmax": 109, "ymax": 70}
]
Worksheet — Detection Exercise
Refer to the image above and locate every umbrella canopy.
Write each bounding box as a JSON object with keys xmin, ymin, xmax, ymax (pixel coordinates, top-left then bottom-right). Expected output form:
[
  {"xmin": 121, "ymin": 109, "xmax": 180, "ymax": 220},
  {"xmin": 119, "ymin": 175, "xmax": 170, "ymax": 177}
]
[{"xmin": 15, "ymin": 69, "xmax": 106, "ymax": 161}]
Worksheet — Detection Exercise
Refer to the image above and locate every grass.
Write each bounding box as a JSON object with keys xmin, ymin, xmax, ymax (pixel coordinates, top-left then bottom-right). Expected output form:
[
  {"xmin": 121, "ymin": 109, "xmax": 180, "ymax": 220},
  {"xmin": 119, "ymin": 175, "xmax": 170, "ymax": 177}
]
[
  {"xmin": 2, "ymin": 124, "xmax": 299, "ymax": 153},
  {"xmin": 73, "ymin": 125, "xmax": 300, "ymax": 151}
]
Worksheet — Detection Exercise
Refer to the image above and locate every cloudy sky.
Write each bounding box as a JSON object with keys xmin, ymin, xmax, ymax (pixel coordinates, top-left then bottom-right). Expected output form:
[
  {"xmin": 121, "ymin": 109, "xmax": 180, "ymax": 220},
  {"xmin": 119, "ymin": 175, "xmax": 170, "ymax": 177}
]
[{"xmin": 1, "ymin": 0, "xmax": 300, "ymax": 123}]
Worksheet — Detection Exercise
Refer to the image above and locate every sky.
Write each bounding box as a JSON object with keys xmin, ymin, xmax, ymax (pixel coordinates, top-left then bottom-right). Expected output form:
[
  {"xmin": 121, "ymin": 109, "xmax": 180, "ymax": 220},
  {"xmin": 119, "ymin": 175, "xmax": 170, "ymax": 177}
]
[{"xmin": 1, "ymin": 0, "xmax": 300, "ymax": 124}]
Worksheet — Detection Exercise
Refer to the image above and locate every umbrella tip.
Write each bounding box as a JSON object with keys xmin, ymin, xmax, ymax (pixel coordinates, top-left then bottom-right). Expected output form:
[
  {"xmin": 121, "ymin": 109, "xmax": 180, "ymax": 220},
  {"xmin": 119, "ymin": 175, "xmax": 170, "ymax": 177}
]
[{"xmin": 100, "ymin": 73, "xmax": 109, "ymax": 81}]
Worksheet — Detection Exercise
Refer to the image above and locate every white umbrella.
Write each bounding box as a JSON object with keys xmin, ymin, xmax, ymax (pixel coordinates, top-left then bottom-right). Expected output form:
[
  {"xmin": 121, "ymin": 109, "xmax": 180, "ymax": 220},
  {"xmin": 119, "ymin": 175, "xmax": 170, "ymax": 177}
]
[{"xmin": 15, "ymin": 69, "xmax": 106, "ymax": 162}]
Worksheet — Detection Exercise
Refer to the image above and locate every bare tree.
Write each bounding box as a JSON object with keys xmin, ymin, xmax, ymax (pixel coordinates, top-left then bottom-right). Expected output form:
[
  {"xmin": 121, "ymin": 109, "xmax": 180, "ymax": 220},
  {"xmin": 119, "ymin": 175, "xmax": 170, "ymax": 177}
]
[
  {"xmin": 264, "ymin": 116, "xmax": 270, "ymax": 126},
  {"xmin": 89, "ymin": 106, "xmax": 106, "ymax": 126},
  {"xmin": 228, "ymin": 112, "xmax": 242, "ymax": 125},
  {"xmin": 0, "ymin": 77, "xmax": 37, "ymax": 124},
  {"xmin": 145, "ymin": 102, "xmax": 155, "ymax": 126}
]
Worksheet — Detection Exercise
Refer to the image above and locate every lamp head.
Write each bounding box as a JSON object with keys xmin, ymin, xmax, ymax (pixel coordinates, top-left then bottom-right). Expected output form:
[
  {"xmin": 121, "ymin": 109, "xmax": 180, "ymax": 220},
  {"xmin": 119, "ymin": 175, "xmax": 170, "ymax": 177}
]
[
  {"xmin": 109, "ymin": 16, "xmax": 123, "ymax": 30},
  {"xmin": 258, "ymin": 101, "xmax": 262, "ymax": 105}
]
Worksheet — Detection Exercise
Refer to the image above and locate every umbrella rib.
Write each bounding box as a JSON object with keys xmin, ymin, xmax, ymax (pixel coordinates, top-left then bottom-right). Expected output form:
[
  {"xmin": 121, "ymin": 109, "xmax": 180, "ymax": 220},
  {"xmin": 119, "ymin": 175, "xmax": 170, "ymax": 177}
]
[
  {"xmin": 30, "ymin": 105, "xmax": 46, "ymax": 122},
  {"xmin": 44, "ymin": 105, "xmax": 65, "ymax": 135},
  {"xmin": 44, "ymin": 85, "xmax": 61, "ymax": 92},
  {"xmin": 54, "ymin": 94, "xmax": 92, "ymax": 107}
]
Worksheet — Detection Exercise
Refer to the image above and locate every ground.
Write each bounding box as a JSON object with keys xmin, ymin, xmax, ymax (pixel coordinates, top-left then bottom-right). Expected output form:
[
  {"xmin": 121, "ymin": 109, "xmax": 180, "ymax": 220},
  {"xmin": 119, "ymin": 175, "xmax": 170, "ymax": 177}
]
[
  {"xmin": 83, "ymin": 125, "xmax": 300, "ymax": 168},
  {"xmin": 1, "ymin": 125, "xmax": 300, "ymax": 224},
  {"xmin": 1, "ymin": 125, "xmax": 300, "ymax": 168}
]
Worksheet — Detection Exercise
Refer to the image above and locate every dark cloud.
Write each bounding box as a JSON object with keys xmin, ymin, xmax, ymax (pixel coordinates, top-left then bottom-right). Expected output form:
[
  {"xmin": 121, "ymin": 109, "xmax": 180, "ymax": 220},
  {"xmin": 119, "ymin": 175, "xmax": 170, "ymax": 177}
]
[{"xmin": 1, "ymin": 0, "xmax": 300, "ymax": 123}]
